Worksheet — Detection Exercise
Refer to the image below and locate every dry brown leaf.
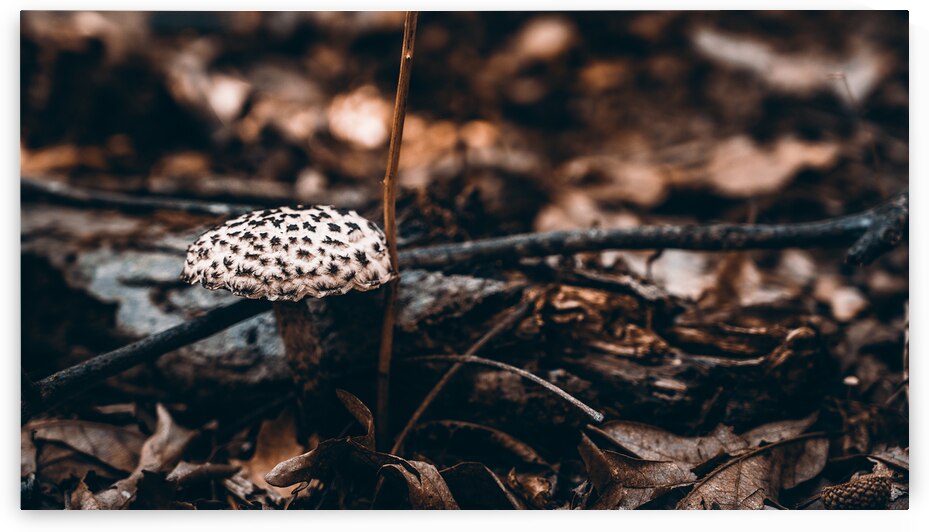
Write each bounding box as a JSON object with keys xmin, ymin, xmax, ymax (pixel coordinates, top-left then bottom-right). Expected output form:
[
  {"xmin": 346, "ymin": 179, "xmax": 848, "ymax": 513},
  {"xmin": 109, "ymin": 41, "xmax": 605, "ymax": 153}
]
[
  {"xmin": 232, "ymin": 406, "xmax": 306, "ymax": 497},
  {"xmin": 374, "ymin": 460, "xmax": 460, "ymax": 509},
  {"xmin": 265, "ymin": 390, "xmax": 393, "ymax": 488},
  {"xmin": 594, "ymin": 422, "xmax": 747, "ymax": 467},
  {"xmin": 29, "ymin": 419, "xmax": 147, "ymax": 473},
  {"xmin": 70, "ymin": 477, "xmax": 102, "ymax": 510},
  {"xmin": 506, "ymin": 468, "xmax": 555, "ymax": 509},
  {"xmin": 35, "ymin": 442, "xmax": 125, "ymax": 486},
  {"xmin": 597, "ymin": 413, "xmax": 818, "ymax": 470},
  {"xmin": 677, "ymin": 433, "xmax": 829, "ymax": 509},
  {"xmin": 21, "ymin": 428, "xmax": 37, "ymax": 478},
  {"xmin": 578, "ymin": 434, "xmax": 696, "ymax": 509},
  {"xmin": 166, "ymin": 461, "xmax": 240, "ymax": 487},
  {"xmin": 90, "ymin": 404, "xmax": 197, "ymax": 509},
  {"xmin": 223, "ymin": 471, "xmax": 283, "ymax": 509}
]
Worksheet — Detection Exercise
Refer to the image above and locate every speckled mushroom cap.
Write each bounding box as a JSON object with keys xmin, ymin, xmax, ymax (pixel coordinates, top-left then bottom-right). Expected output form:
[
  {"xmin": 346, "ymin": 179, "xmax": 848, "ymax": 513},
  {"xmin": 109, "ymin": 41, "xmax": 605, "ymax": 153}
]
[{"xmin": 181, "ymin": 205, "xmax": 394, "ymax": 301}]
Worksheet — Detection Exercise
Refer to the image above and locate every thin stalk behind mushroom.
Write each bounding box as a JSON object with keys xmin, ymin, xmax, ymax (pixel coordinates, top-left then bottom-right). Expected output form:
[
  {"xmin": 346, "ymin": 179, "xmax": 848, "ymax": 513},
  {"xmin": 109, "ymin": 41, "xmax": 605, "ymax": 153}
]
[{"xmin": 180, "ymin": 205, "xmax": 395, "ymax": 401}]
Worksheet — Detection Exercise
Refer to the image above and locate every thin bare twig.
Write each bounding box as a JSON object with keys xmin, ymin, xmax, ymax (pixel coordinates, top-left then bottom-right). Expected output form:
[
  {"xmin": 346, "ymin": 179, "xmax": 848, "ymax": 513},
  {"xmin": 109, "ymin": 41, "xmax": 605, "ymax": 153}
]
[
  {"xmin": 378, "ymin": 11, "xmax": 419, "ymax": 449},
  {"xmin": 22, "ymin": 176, "xmax": 258, "ymax": 217},
  {"xmin": 401, "ymin": 355, "xmax": 605, "ymax": 424},
  {"xmin": 390, "ymin": 301, "xmax": 531, "ymax": 454}
]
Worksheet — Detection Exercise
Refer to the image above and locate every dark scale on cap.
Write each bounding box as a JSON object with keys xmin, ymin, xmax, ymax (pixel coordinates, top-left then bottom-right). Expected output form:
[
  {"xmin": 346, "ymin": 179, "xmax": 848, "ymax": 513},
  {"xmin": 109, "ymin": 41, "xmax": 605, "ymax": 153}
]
[
  {"xmin": 327, "ymin": 223, "xmax": 341, "ymax": 233},
  {"xmin": 287, "ymin": 224, "xmax": 299, "ymax": 231},
  {"xmin": 322, "ymin": 236, "xmax": 346, "ymax": 248}
]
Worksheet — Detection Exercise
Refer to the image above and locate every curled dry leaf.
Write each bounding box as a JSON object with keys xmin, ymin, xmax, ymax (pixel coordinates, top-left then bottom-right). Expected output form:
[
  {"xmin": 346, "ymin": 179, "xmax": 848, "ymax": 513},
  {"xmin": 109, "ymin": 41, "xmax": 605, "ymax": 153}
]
[
  {"xmin": 677, "ymin": 433, "xmax": 829, "ymax": 510},
  {"xmin": 265, "ymin": 389, "xmax": 391, "ymax": 488},
  {"xmin": 87, "ymin": 404, "xmax": 196, "ymax": 510},
  {"xmin": 439, "ymin": 462, "xmax": 524, "ymax": 510},
  {"xmin": 578, "ymin": 433, "xmax": 696, "ymax": 510},
  {"xmin": 374, "ymin": 460, "xmax": 460, "ymax": 509}
]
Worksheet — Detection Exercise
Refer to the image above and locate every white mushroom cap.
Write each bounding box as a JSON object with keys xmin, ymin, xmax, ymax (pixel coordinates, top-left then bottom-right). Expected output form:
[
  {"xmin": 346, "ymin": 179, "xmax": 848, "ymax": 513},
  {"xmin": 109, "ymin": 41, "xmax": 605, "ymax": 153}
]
[{"xmin": 180, "ymin": 205, "xmax": 395, "ymax": 301}]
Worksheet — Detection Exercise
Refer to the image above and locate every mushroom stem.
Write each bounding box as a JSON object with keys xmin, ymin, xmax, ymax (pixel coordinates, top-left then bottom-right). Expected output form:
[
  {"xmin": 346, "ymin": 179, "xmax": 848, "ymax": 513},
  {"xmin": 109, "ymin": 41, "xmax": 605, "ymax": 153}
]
[
  {"xmin": 272, "ymin": 301, "xmax": 326, "ymax": 399},
  {"xmin": 273, "ymin": 291, "xmax": 386, "ymax": 408}
]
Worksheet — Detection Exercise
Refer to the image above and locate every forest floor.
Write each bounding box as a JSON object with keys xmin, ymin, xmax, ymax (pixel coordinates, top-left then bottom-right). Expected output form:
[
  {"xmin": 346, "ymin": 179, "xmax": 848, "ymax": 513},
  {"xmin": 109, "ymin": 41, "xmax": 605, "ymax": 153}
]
[{"xmin": 20, "ymin": 11, "xmax": 908, "ymax": 510}]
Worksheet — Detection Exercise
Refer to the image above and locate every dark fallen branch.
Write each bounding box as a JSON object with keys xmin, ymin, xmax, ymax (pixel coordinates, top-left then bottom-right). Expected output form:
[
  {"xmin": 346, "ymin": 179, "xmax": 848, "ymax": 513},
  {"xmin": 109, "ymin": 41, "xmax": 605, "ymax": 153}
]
[
  {"xmin": 846, "ymin": 191, "xmax": 909, "ymax": 265},
  {"xmin": 399, "ymin": 190, "xmax": 908, "ymax": 269},
  {"xmin": 22, "ymin": 191, "xmax": 907, "ymax": 419},
  {"xmin": 24, "ymin": 299, "xmax": 271, "ymax": 419},
  {"xmin": 22, "ymin": 176, "xmax": 258, "ymax": 217},
  {"xmin": 401, "ymin": 355, "xmax": 604, "ymax": 423},
  {"xmin": 23, "ymin": 177, "xmax": 907, "ymax": 267}
]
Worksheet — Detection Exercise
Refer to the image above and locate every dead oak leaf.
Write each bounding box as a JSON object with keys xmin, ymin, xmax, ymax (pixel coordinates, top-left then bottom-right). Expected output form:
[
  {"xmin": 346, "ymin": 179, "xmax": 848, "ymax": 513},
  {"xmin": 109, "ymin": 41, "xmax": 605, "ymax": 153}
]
[
  {"xmin": 578, "ymin": 433, "xmax": 695, "ymax": 509},
  {"xmin": 677, "ymin": 433, "xmax": 829, "ymax": 510}
]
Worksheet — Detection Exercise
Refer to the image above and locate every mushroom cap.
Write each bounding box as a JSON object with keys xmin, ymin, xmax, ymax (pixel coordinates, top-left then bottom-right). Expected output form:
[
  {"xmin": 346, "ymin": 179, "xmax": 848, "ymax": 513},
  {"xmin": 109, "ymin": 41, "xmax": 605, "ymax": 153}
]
[{"xmin": 180, "ymin": 205, "xmax": 394, "ymax": 301}]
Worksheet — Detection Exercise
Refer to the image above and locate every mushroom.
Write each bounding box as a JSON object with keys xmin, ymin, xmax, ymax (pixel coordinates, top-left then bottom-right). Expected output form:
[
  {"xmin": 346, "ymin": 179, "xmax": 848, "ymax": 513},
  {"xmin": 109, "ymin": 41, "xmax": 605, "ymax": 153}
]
[{"xmin": 180, "ymin": 205, "xmax": 394, "ymax": 397}]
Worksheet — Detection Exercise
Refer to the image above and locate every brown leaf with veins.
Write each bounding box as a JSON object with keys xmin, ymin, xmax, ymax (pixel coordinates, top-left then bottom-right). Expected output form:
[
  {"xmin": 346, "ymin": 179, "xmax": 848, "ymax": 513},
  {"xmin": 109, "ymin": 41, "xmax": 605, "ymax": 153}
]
[
  {"xmin": 677, "ymin": 433, "xmax": 828, "ymax": 510},
  {"xmin": 578, "ymin": 433, "xmax": 695, "ymax": 509},
  {"xmin": 232, "ymin": 406, "xmax": 306, "ymax": 497},
  {"xmin": 597, "ymin": 412, "xmax": 817, "ymax": 468},
  {"xmin": 28, "ymin": 418, "xmax": 147, "ymax": 473},
  {"xmin": 374, "ymin": 460, "xmax": 460, "ymax": 509},
  {"xmin": 86, "ymin": 404, "xmax": 196, "ymax": 510},
  {"xmin": 593, "ymin": 423, "xmax": 746, "ymax": 467}
]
